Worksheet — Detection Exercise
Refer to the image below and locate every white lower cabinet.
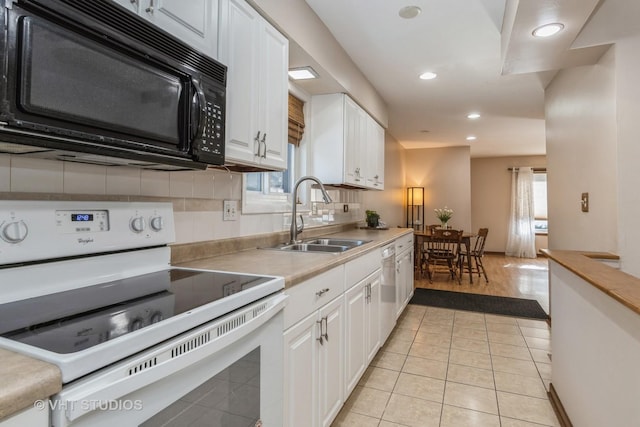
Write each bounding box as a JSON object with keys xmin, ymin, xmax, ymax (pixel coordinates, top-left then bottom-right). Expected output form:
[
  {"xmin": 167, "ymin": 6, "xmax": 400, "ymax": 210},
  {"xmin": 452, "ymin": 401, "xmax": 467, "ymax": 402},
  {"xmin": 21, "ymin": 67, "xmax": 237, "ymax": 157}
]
[
  {"xmin": 344, "ymin": 270, "xmax": 381, "ymax": 396},
  {"xmin": 0, "ymin": 406, "xmax": 48, "ymax": 427},
  {"xmin": 283, "ymin": 295, "xmax": 344, "ymax": 427},
  {"xmin": 395, "ymin": 235, "xmax": 415, "ymax": 319}
]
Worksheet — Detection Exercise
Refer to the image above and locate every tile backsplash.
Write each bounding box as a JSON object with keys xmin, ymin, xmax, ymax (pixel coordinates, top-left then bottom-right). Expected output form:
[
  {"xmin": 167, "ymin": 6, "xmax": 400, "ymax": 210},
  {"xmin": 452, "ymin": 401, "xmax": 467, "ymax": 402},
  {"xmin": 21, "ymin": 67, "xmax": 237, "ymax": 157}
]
[{"xmin": 0, "ymin": 154, "xmax": 364, "ymax": 244}]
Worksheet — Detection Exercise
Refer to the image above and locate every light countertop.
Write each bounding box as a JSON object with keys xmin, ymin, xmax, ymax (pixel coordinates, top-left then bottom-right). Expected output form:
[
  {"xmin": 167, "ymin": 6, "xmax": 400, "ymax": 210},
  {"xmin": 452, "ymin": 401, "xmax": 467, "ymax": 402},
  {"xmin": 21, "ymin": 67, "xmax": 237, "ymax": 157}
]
[{"xmin": 0, "ymin": 226, "xmax": 413, "ymax": 420}]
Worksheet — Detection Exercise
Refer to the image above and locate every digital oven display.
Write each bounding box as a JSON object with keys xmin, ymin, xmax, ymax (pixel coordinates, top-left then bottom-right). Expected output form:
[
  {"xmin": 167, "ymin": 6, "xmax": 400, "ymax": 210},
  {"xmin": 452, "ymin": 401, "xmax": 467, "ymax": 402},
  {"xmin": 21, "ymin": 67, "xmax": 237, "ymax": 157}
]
[{"xmin": 71, "ymin": 214, "xmax": 94, "ymax": 222}]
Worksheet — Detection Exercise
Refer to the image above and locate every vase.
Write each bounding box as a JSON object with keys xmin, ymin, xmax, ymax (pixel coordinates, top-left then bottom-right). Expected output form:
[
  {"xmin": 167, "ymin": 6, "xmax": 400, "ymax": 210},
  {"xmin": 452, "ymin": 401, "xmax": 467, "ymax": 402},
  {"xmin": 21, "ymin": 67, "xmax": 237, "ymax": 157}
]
[{"xmin": 440, "ymin": 221, "xmax": 448, "ymax": 229}]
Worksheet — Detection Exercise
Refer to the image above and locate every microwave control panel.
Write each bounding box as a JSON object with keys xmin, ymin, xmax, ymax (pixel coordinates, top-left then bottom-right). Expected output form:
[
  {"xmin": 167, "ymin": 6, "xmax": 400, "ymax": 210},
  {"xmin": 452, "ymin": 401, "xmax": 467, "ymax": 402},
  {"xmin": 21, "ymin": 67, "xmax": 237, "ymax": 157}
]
[{"xmin": 193, "ymin": 81, "xmax": 224, "ymax": 165}]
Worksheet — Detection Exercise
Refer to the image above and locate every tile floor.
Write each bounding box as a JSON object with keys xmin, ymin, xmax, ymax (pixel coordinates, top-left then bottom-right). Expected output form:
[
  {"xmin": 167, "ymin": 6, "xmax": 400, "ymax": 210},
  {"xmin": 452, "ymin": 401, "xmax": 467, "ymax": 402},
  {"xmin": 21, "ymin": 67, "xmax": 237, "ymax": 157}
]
[{"xmin": 331, "ymin": 305, "xmax": 559, "ymax": 427}]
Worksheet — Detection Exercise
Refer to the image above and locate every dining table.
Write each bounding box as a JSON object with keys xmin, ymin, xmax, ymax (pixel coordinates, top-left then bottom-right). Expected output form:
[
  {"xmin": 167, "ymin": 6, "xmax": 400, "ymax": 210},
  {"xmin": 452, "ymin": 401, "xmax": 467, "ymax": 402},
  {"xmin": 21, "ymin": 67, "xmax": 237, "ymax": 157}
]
[{"xmin": 414, "ymin": 229, "xmax": 477, "ymax": 284}]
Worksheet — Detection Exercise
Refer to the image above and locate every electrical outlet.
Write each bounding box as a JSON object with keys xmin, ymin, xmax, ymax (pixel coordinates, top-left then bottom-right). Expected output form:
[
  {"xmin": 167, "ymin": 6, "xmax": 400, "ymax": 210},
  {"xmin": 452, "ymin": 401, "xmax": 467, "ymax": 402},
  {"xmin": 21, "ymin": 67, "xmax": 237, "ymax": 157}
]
[
  {"xmin": 343, "ymin": 204, "xmax": 349, "ymax": 212},
  {"xmin": 223, "ymin": 200, "xmax": 238, "ymax": 221}
]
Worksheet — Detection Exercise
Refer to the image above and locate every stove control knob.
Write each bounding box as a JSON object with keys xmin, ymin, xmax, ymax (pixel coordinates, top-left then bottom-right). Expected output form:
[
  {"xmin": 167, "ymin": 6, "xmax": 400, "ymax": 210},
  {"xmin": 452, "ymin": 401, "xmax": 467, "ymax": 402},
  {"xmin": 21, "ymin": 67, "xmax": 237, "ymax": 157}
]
[
  {"xmin": 149, "ymin": 216, "xmax": 163, "ymax": 232},
  {"xmin": 130, "ymin": 216, "xmax": 146, "ymax": 233},
  {"xmin": 150, "ymin": 311, "xmax": 164, "ymax": 324},
  {"xmin": 1, "ymin": 220, "xmax": 28, "ymax": 244}
]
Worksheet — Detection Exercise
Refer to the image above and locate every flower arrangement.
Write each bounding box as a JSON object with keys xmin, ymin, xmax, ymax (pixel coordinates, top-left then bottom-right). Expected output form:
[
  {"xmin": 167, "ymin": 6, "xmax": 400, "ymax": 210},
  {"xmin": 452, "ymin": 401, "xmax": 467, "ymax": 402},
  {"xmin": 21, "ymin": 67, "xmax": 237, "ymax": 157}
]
[
  {"xmin": 434, "ymin": 206, "xmax": 453, "ymax": 224},
  {"xmin": 365, "ymin": 210, "xmax": 380, "ymax": 228}
]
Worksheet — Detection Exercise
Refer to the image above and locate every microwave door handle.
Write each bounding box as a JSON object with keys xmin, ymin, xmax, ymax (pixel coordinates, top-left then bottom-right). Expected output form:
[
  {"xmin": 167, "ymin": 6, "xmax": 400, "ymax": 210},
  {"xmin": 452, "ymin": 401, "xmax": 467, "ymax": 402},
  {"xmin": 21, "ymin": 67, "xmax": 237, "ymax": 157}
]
[{"xmin": 190, "ymin": 79, "xmax": 207, "ymax": 142}]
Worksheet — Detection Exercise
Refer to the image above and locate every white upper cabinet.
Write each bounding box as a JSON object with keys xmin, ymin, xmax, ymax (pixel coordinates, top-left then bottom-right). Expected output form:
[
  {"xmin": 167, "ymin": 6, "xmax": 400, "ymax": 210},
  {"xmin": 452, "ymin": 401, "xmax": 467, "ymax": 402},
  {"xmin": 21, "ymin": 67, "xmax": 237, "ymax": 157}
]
[
  {"xmin": 113, "ymin": 0, "xmax": 219, "ymax": 59},
  {"xmin": 310, "ymin": 93, "xmax": 385, "ymax": 190},
  {"xmin": 220, "ymin": 0, "xmax": 289, "ymax": 171}
]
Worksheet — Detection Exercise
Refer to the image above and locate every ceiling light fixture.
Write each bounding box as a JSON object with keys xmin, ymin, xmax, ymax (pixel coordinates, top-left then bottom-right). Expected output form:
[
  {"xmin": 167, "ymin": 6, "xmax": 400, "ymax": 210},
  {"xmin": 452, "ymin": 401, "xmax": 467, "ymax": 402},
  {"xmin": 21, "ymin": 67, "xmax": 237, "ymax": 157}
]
[
  {"xmin": 532, "ymin": 23, "xmax": 565, "ymax": 38},
  {"xmin": 466, "ymin": 136, "xmax": 477, "ymax": 141},
  {"xmin": 467, "ymin": 112, "xmax": 481, "ymax": 119},
  {"xmin": 399, "ymin": 5, "xmax": 421, "ymax": 19},
  {"xmin": 288, "ymin": 66, "xmax": 319, "ymax": 80},
  {"xmin": 419, "ymin": 71, "xmax": 437, "ymax": 80}
]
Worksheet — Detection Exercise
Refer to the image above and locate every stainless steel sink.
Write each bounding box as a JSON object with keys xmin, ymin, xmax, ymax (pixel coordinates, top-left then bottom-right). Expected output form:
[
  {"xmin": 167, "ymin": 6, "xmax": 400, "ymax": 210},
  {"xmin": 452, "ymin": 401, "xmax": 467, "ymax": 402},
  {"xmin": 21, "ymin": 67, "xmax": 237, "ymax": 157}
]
[
  {"xmin": 303, "ymin": 238, "xmax": 370, "ymax": 248},
  {"xmin": 263, "ymin": 238, "xmax": 371, "ymax": 253},
  {"xmin": 275, "ymin": 243, "xmax": 350, "ymax": 253}
]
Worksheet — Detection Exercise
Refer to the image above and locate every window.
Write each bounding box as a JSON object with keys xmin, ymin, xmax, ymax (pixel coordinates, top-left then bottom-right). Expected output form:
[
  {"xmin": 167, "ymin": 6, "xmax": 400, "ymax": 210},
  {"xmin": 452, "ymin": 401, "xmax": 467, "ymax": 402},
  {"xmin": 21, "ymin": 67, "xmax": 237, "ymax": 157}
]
[
  {"xmin": 533, "ymin": 172, "xmax": 548, "ymax": 234},
  {"xmin": 245, "ymin": 144, "xmax": 294, "ymax": 195}
]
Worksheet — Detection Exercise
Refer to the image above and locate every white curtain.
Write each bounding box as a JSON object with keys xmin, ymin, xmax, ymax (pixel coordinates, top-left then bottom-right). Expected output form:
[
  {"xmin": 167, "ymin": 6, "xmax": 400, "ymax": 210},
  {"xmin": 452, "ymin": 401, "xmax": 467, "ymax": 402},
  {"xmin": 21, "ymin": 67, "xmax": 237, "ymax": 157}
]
[{"xmin": 506, "ymin": 167, "xmax": 537, "ymax": 258}]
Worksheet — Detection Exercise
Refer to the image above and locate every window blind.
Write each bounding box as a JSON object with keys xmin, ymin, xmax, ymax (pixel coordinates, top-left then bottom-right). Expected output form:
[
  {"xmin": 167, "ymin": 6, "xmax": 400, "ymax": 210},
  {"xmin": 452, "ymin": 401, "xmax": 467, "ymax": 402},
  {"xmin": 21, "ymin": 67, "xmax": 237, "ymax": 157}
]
[{"xmin": 288, "ymin": 93, "xmax": 305, "ymax": 146}]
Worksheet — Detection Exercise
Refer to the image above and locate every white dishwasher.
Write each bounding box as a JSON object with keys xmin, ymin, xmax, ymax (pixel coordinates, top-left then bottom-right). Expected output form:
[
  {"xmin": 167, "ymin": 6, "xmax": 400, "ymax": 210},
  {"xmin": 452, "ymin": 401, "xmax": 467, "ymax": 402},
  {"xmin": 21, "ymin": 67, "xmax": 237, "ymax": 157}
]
[{"xmin": 380, "ymin": 244, "xmax": 397, "ymax": 343}]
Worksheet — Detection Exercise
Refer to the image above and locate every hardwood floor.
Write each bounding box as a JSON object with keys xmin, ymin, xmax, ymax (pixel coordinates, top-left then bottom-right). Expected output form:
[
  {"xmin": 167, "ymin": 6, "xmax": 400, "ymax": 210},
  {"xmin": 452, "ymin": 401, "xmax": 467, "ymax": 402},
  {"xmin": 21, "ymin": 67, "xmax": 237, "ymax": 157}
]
[{"xmin": 414, "ymin": 253, "xmax": 550, "ymax": 313}]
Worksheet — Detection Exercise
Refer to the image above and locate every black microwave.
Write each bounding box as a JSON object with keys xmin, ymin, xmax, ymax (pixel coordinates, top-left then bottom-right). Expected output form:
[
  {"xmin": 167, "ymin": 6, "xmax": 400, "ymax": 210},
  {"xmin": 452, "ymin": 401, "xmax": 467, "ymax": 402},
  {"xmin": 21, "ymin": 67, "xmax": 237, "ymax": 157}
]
[{"xmin": 0, "ymin": 0, "xmax": 226, "ymax": 170}]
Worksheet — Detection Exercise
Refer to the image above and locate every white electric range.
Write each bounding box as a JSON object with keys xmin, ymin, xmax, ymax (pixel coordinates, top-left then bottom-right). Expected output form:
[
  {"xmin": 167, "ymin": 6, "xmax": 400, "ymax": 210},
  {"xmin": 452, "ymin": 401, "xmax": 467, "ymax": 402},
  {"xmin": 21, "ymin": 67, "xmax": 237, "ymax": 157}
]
[{"xmin": 0, "ymin": 200, "xmax": 286, "ymax": 427}]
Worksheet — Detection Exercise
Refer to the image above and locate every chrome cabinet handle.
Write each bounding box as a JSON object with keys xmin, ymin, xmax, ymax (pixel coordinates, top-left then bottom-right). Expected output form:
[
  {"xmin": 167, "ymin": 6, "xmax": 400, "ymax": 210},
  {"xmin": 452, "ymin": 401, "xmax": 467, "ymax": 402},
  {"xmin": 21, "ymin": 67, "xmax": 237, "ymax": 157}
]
[
  {"xmin": 145, "ymin": 0, "xmax": 153, "ymax": 13},
  {"xmin": 315, "ymin": 288, "xmax": 330, "ymax": 297},
  {"xmin": 321, "ymin": 316, "xmax": 329, "ymax": 342},
  {"xmin": 260, "ymin": 133, "xmax": 267, "ymax": 158},
  {"xmin": 254, "ymin": 131, "xmax": 261, "ymax": 156},
  {"xmin": 316, "ymin": 319, "xmax": 323, "ymax": 345}
]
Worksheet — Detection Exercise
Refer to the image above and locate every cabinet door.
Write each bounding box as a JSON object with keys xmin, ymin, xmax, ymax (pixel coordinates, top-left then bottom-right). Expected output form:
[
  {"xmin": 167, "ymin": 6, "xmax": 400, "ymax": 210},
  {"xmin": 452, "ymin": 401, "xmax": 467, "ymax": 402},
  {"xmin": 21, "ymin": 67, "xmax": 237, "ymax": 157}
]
[
  {"xmin": 257, "ymin": 22, "xmax": 288, "ymax": 170},
  {"xmin": 344, "ymin": 280, "xmax": 367, "ymax": 395},
  {"xmin": 396, "ymin": 252, "xmax": 408, "ymax": 319},
  {"xmin": 224, "ymin": 0, "xmax": 261, "ymax": 164},
  {"xmin": 318, "ymin": 297, "xmax": 344, "ymax": 427},
  {"xmin": 366, "ymin": 117, "xmax": 385, "ymax": 190},
  {"xmin": 283, "ymin": 312, "xmax": 319, "ymax": 427},
  {"xmin": 140, "ymin": 0, "xmax": 219, "ymax": 58},
  {"xmin": 343, "ymin": 96, "xmax": 365, "ymax": 186},
  {"xmin": 404, "ymin": 248, "xmax": 415, "ymax": 304},
  {"xmin": 366, "ymin": 273, "xmax": 381, "ymax": 363}
]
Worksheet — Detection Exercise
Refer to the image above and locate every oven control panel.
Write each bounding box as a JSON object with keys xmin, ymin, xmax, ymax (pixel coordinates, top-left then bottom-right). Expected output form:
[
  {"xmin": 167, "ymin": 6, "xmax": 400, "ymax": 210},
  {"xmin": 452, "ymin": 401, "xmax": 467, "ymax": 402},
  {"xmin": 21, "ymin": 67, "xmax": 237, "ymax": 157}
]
[{"xmin": 0, "ymin": 201, "xmax": 175, "ymax": 265}]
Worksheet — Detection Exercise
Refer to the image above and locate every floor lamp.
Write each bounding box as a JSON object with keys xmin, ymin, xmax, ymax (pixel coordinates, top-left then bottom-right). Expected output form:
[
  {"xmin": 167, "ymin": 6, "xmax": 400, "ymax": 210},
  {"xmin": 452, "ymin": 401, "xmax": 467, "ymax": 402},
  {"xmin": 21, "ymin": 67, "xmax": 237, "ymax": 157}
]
[{"xmin": 407, "ymin": 187, "xmax": 424, "ymax": 232}]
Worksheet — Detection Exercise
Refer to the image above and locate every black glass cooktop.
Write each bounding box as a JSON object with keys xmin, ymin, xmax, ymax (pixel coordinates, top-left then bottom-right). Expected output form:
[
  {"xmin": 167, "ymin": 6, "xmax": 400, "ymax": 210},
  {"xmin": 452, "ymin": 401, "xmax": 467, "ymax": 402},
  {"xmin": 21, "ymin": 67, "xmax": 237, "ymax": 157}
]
[{"xmin": 0, "ymin": 269, "xmax": 273, "ymax": 353}]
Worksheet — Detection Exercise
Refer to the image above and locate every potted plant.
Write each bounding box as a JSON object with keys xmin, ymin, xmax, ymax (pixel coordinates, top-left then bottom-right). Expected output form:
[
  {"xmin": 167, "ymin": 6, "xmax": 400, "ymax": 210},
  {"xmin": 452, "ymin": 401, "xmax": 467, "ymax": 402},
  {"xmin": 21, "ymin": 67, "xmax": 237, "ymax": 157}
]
[{"xmin": 366, "ymin": 210, "xmax": 380, "ymax": 228}]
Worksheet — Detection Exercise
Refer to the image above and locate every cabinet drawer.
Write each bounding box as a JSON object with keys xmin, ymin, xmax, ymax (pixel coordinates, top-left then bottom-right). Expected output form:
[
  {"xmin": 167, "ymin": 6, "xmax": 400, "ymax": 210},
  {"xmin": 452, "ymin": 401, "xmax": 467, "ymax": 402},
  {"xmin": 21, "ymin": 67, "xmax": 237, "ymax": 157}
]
[
  {"xmin": 283, "ymin": 265, "xmax": 344, "ymax": 330},
  {"xmin": 395, "ymin": 233, "xmax": 414, "ymax": 254},
  {"xmin": 345, "ymin": 250, "xmax": 381, "ymax": 290}
]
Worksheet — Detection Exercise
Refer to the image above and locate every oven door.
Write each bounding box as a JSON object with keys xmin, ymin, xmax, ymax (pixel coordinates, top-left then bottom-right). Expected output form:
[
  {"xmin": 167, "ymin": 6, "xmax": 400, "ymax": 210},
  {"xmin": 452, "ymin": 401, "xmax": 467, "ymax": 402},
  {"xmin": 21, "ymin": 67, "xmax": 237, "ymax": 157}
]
[{"xmin": 50, "ymin": 293, "xmax": 287, "ymax": 427}]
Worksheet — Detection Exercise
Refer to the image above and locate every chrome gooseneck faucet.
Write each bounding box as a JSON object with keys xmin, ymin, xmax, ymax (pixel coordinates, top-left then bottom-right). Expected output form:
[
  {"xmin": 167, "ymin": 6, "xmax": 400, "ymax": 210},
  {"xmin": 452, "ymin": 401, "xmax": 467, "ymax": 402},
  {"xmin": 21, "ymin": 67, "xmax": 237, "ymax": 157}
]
[{"xmin": 289, "ymin": 176, "xmax": 333, "ymax": 244}]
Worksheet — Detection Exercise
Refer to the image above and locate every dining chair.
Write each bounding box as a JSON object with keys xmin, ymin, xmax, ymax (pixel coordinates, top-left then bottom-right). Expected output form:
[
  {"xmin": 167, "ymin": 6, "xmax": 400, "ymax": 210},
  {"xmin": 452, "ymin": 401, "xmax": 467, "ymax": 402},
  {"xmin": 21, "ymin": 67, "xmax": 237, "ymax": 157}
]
[
  {"xmin": 458, "ymin": 228, "xmax": 489, "ymax": 283},
  {"xmin": 423, "ymin": 229, "xmax": 463, "ymax": 284}
]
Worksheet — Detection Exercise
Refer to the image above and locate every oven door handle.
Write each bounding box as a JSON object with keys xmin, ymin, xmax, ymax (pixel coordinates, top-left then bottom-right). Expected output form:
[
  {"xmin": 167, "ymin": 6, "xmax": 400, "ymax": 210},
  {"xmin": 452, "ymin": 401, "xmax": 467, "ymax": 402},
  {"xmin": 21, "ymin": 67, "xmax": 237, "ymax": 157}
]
[
  {"xmin": 56, "ymin": 293, "xmax": 288, "ymax": 425},
  {"xmin": 190, "ymin": 78, "xmax": 207, "ymax": 143}
]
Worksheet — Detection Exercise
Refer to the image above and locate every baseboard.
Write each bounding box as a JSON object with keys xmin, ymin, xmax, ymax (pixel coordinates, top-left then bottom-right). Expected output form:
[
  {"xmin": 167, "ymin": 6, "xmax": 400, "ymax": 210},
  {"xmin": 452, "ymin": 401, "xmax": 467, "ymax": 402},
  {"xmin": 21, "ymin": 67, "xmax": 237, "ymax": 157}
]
[{"xmin": 548, "ymin": 383, "xmax": 573, "ymax": 427}]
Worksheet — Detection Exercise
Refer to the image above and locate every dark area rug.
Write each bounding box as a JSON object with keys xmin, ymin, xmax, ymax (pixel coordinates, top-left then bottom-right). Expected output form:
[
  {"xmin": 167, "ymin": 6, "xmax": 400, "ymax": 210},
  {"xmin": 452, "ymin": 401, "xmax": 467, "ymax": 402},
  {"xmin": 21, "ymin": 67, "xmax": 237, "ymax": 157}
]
[{"xmin": 409, "ymin": 288, "xmax": 549, "ymax": 320}]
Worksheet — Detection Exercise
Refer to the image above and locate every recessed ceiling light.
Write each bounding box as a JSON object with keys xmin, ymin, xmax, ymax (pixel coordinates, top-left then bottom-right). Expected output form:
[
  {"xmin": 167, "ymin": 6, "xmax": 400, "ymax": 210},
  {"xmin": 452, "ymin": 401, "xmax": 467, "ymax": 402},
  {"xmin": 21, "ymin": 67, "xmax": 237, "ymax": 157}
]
[
  {"xmin": 288, "ymin": 66, "xmax": 319, "ymax": 80},
  {"xmin": 467, "ymin": 112, "xmax": 481, "ymax": 119},
  {"xmin": 419, "ymin": 71, "xmax": 437, "ymax": 80},
  {"xmin": 399, "ymin": 6, "xmax": 421, "ymax": 19},
  {"xmin": 466, "ymin": 136, "xmax": 477, "ymax": 141},
  {"xmin": 532, "ymin": 23, "xmax": 565, "ymax": 38}
]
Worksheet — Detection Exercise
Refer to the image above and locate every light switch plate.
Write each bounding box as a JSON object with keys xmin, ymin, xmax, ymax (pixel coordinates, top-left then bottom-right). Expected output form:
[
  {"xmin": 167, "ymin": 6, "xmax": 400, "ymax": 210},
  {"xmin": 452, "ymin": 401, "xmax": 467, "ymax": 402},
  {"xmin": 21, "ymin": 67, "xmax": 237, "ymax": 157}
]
[
  {"xmin": 223, "ymin": 200, "xmax": 238, "ymax": 221},
  {"xmin": 581, "ymin": 192, "xmax": 589, "ymax": 212}
]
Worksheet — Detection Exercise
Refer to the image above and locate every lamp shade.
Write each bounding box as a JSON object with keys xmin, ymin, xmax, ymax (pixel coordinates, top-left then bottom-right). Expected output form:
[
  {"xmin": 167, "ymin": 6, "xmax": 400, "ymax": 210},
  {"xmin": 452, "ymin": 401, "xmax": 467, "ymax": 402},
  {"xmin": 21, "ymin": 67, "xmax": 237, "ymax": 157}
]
[{"xmin": 407, "ymin": 187, "xmax": 424, "ymax": 206}]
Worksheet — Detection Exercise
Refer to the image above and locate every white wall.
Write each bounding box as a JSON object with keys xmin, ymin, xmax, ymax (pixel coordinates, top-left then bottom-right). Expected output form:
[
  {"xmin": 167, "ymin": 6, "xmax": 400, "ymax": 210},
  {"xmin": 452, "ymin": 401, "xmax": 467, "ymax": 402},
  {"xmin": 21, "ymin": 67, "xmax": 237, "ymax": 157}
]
[
  {"xmin": 545, "ymin": 46, "xmax": 618, "ymax": 254},
  {"xmin": 404, "ymin": 147, "xmax": 471, "ymax": 232},
  {"xmin": 471, "ymin": 156, "xmax": 547, "ymax": 253},
  {"xmin": 613, "ymin": 34, "xmax": 640, "ymax": 277}
]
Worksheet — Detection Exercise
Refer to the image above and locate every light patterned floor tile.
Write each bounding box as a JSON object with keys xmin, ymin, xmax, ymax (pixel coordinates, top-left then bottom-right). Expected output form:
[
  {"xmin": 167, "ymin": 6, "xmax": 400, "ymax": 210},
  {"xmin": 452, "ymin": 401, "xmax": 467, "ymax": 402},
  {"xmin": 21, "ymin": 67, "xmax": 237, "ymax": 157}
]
[
  {"xmin": 402, "ymin": 356, "xmax": 448, "ymax": 380},
  {"xmin": 485, "ymin": 314, "xmax": 518, "ymax": 325},
  {"xmin": 497, "ymin": 391, "xmax": 560, "ymax": 426},
  {"xmin": 443, "ymin": 382, "xmax": 499, "ymax": 414},
  {"xmin": 519, "ymin": 326, "xmax": 551, "ymax": 339},
  {"xmin": 529, "ymin": 348, "xmax": 551, "ymax": 364},
  {"xmin": 389, "ymin": 327, "xmax": 418, "ymax": 342},
  {"xmin": 524, "ymin": 336, "xmax": 551, "ymax": 351},
  {"xmin": 489, "ymin": 342, "xmax": 533, "ymax": 361},
  {"xmin": 382, "ymin": 337, "xmax": 413, "ymax": 355},
  {"xmin": 371, "ymin": 351, "xmax": 407, "ymax": 371},
  {"xmin": 446, "ymin": 363, "xmax": 495, "ymax": 389},
  {"xmin": 493, "ymin": 371, "xmax": 548, "ymax": 398},
  {"xmin": 331, "ymin": 410, "xmax": 381, "ymax": 427},
  {"xmin": 419, "ymin": 324, "xmax": 454, "ymax": 335},
  {"xmin": 452, "ymin": 327, "xmax": 488, "ymax": 341},
  {"xmin": 487, "ymin": 331, "xmax": 527, "ymax": 347},
  {"xmin": 413, "ymin": 331, "xmax": 452, "ymax": 349},
  {"xmin": 454, "ymin": 312, "xmax": 485, "ymax": 322},
  {"xmin": 516, "ymin": 318, "xmax": 549, "ymax": 329},
  {"xmin": 500, "ymin": 416, "xmax": 556, "ymax": 427},
  {"xmin": 449, "ymin": 348, "xmax": 492, "ymax": 370},
  {"xmin": 450, "ymin": 336, "xmax": 490, "ymax": 354},
  {"xmin": 382, "ymin": 394, "xmax": 442, "ymax": 427},
  {"xmin": 490, "ymin": 355, "xmax": 539, "ymax": 378},
  {"xmin": 486, "ymin": 323, "xmax": 521, "ymax": 335},
  {"xmin": 453, "ymin": 320, "xmax": 487, "ymax": 331},
  {"xmin": 409, "ymin": 341, "xmax": 451, "ymax": 362},
  {"xmin": 440, "ymin": 404, "xmax": 500, "ymax": 427},
  {"xmin": 358, "ymin": 367, "xmax": 401, "ymax": 392},
  {"xmin": 393, "ymin": 372, "xmax": 446, "ymax": 403},
  {"xmin": 343, "ymin": 386, "xmax": 391, "ymax": 418},
  {"xmin": 536, "ymin": 362, "xmax": 552, "ymax": 380}
]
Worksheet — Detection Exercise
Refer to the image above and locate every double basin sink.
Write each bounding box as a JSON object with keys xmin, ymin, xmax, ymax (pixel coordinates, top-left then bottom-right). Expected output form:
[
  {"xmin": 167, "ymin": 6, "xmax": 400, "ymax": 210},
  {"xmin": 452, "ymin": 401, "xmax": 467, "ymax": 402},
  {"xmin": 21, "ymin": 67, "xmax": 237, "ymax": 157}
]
[{"xmin": 266, "ymin": 238, "xmax": 371, "ymax": 253}]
